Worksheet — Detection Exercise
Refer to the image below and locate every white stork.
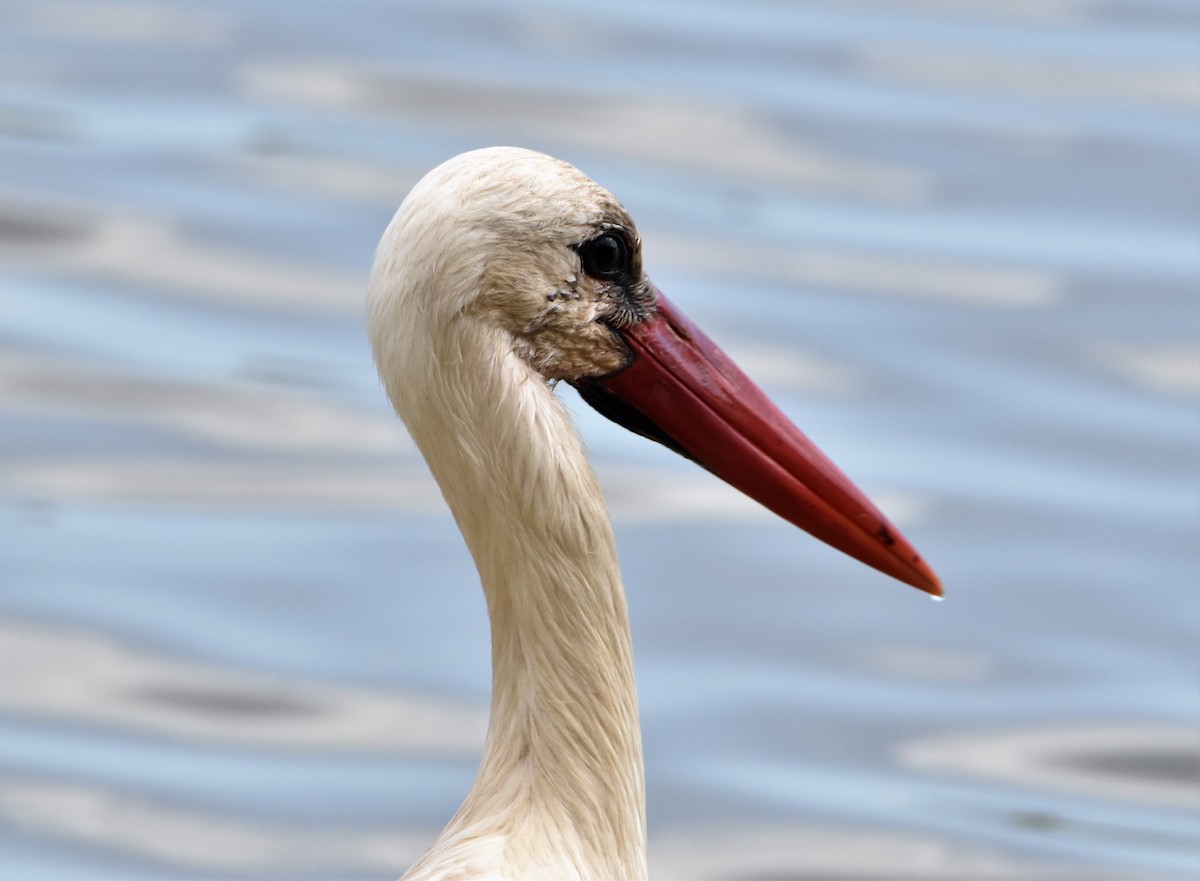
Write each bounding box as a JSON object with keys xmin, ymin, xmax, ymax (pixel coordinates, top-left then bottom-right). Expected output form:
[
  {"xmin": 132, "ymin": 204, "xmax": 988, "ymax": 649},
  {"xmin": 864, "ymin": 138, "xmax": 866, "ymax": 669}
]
[{"xmin": 366, "ymin": 147, "xmax": 940, "ymax": 881}]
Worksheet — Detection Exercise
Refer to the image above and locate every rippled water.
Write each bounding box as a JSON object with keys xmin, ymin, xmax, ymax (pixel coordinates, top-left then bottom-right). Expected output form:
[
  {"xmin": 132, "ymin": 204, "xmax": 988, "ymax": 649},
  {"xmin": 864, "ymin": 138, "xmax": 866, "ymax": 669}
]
[{"xmin": 1, "ymin": 1, "xmax": 1198, "ymax": 878}]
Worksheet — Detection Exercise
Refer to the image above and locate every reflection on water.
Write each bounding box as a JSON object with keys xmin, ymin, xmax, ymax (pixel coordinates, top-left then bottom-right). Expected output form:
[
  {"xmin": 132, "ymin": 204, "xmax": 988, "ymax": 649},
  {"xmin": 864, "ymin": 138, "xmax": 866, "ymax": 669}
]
[
  {"xmin": 0, "ymin": 777, "xmax": 428, "ymax": 877},
  {"xmin": 0, "ymin": 621, "xmax": 485, "ymax": 752},
  {"xmin": 1, "ymin": 0, "xmax": 1197, "ymax": 878},
  {"xmin": 0, "ymin": 202, "xmax": 360, "ymax": 311},
  {"xmin": 903, "ymin": 724, "xmax": 1199, "ymax": 811},
  {"xmin": 0, "ymin": 777, "xmax": 1071, "ymax": 878}
]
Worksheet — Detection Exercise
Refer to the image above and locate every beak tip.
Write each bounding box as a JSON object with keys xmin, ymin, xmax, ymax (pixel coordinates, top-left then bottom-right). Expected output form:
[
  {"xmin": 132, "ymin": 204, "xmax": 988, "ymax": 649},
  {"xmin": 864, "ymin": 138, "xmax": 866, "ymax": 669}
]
[{"xmin": 910, "ymin": 565, "xmax": 944, "ymax": 598}]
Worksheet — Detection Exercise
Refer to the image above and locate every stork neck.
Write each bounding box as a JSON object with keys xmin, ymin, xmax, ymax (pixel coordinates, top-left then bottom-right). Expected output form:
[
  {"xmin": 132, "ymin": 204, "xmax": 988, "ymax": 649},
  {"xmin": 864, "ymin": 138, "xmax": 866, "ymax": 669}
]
[{"xmin": 406, "ymin": 345, "xmax": 647, "ymax": 879}]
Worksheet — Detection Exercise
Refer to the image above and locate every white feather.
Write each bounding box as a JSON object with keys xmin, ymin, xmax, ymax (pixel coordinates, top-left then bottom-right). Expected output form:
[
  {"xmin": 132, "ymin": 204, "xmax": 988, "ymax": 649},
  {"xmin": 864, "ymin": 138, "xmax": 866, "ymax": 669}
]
[{"xmin": 368, "ymin": 148, "xmax": 649, "ymax": 881}]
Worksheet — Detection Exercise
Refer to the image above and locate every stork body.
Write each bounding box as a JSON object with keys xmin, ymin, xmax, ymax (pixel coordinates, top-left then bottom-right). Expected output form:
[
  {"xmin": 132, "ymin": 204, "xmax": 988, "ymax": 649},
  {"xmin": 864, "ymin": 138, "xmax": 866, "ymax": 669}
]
[{"xmin": 367, "ymin": 148, "xmax": 939, "ymax": 880}]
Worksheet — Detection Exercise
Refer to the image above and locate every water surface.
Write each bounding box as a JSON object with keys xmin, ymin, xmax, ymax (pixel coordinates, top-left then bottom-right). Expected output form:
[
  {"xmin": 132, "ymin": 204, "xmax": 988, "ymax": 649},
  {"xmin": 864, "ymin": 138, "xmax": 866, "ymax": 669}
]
[{"xmin": 1, "ymin": 1, "xmax": 1197, "ymax": 878}]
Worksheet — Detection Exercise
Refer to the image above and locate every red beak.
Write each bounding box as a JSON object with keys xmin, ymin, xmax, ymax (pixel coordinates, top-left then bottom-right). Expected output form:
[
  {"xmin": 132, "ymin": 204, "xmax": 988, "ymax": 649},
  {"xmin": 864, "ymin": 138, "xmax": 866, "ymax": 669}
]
[{"xmin": 572, "ymin": 288, "xmax": 942, "ymax": 596}]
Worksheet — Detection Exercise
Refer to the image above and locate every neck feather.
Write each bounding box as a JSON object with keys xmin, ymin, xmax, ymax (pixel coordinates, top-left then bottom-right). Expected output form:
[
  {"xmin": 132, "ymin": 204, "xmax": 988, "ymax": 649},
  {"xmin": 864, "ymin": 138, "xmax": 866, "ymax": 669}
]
[{"xmin": 393, "ymin": 324, "xmax": 647, "ymax": 880}]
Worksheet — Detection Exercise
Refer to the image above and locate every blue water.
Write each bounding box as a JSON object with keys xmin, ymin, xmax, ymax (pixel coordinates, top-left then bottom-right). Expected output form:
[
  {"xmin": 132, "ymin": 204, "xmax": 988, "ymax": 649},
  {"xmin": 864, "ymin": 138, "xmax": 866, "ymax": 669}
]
[{"xmin": 1, "ymin": 1, "xmax": 1197, "ymax": 878}]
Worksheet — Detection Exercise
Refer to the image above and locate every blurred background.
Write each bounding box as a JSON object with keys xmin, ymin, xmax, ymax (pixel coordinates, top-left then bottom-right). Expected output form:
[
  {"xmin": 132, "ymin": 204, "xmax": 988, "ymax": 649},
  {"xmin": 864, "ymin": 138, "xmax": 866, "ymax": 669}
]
[{"xmin": 1, "ymin": 1, "xmax": 1197, "ymax": 878}]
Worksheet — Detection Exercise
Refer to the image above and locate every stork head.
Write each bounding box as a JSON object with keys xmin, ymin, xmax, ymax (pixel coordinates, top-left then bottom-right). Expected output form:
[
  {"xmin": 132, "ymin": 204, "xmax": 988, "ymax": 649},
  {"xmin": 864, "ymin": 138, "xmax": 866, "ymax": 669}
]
[
  {"xmin": 368, "ymin": 147, "xmax": 652, "ymax": 385},
  {"xmin": 368, "ymin": 147, "xmax": 941, "ymax": 596}
]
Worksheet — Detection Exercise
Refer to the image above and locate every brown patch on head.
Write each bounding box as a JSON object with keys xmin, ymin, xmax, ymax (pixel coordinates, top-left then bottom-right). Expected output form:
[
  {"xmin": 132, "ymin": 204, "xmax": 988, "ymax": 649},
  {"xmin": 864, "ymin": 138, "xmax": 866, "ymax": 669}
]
[
  {"xmin": 428, "ymin": 148, "xmax": 656, "ymax": 382},
  {"xmin": 500, "ymin": 219, "xmax": 659, "ymax": 382},
  {"xmin": 509, "ymin": 273, "xmax": 636, "ymax": 381},
  {"xmin": 470, "ymin": 238, "xmax": 635, "ymax": 380}
]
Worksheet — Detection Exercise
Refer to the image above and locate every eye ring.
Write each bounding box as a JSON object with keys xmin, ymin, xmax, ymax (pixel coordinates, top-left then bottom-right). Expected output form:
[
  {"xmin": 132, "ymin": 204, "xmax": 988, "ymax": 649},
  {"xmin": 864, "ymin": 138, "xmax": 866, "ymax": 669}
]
[{"xmin": 577, "ymin": 232, "xmax": 629, "ymax": 281}]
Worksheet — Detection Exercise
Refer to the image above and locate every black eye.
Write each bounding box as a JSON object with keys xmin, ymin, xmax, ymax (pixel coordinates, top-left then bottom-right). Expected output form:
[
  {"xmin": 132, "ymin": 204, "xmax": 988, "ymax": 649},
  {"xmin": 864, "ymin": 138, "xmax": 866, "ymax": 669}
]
[{"xmin": 578, "ymin": 233, "xmax": 628, "ymax": 281}]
